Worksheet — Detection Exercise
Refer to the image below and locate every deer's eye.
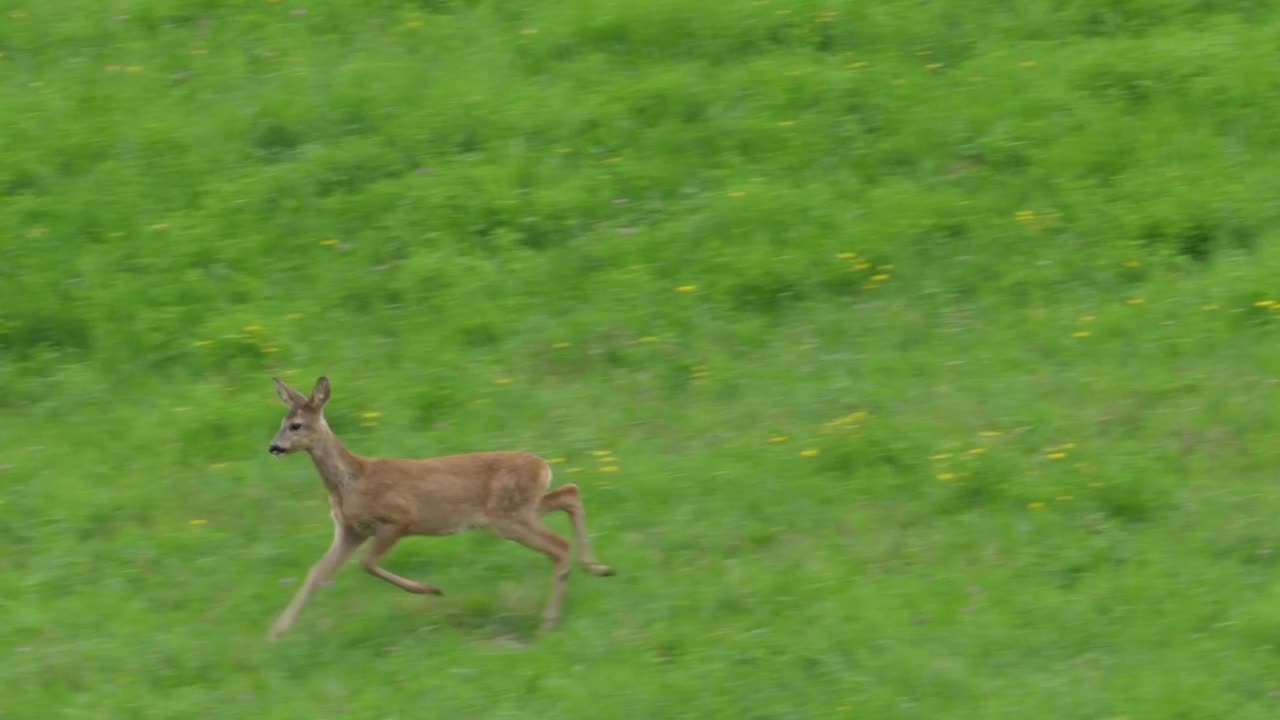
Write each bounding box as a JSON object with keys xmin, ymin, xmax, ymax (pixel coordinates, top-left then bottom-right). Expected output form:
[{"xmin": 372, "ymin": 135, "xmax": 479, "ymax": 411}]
[{"xmin": 289, "ymin": 422, "xmax": 303, "ymax": 431}]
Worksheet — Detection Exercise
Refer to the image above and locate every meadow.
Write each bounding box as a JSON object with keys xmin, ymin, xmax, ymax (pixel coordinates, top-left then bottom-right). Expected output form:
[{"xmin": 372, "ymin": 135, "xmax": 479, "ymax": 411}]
[{"xmin": 4, "ymin": 0, "xmax": 1280, "ymax": 716}]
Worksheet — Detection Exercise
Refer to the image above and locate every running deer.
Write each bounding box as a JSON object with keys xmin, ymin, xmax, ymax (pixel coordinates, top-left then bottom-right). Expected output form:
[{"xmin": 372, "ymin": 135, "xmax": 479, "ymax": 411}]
[{"xmin": 265, "ymin": 375, "xmax": 614, "ymax": 641}]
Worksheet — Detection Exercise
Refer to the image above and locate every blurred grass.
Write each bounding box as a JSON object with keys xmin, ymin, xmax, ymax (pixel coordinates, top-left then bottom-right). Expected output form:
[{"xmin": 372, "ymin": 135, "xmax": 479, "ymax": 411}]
[{"xmin": 4, "ymin": 0, "xmax": 1280, "ymax": 717}]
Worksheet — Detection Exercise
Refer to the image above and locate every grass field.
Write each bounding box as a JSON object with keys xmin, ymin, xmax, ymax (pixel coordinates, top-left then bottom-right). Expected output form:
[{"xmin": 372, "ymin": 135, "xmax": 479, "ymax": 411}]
[{"xmin": 5, "ymin": 0, "xmax": 1280, "ymax": 716}]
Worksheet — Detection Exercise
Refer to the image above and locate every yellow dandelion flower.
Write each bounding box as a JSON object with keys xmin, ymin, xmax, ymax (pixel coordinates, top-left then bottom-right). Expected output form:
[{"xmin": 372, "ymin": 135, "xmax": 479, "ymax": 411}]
[
  {"xmin": 966, "ymin": 447, "xmax": 987, "ymax": 456},
  {"xmin": 821, "ymin": 411, "xmax": 871, "ymax": 433},
  {"xmin": 589, "ymin": 450, "xmax": 613, "ymax": 457},
  {"xmin": 979, "ymin": 430, "xmax": 1004, "ymax": 437},
  {"xmin": 1126, "ymin": 298, "xmax": 1145, "ymax": 305},
  {"xmin": 836, "ymin": 252, "xmax": 857, "ymax": 260},
  {"xmin": 926, "ymin": 62, "xmax": 944, "ymax": 70},
  {"xmin": 361, "ymin": 411, "xmax": 382, "ymax": 420},
  {"xmin": 209, "ymin": 463, "xmax": 227, "ymax": 470},
  {"xmin": 600, "ymin": 466, "xmax": 620, "ymax": 473},
  {"xmin": 192, "ymin": 340, "xmax": 214, "ymax": 348},
  {"xmin": 1255, "ymin": 300, "xmax": 1275, "ymax": 308},
  {"xmin": 676, "ymin": 284, "xmax": 698, "ymax": 293},
  {"xmin": 189, "ymin": 519, "xmax": 208, "ymax": 526},
  {"xmin": 1046, "ymin": 452, "xmax": 1068, "ymax": 460},
  {"xmin": 727, "ymin": 191, "xmax": 747, "ymax": 198},
  {"xmin": 637, "ymin": 335, "xmax": 660, "ymax": 343},
  {"xmin": 870, "ymin": 273, "xmax": 891, "ymax": 282},
  {"xmin": 800, "ymin": 448, "xmax": 821, "ymax": 458},
  {"xmin": 768, "ymin": 435, "xmax": 790, "ymax": 444},
  {"xmin": 1122, "ymin": 260, "xmax": 1142, "ymax": 268},
  {"xmin": 930, "ymin": 453, "xmax": 953, "ymax": 460},
  {"xmin": 1201, "ymin": 304, "xmax": 1219, "ymax": 311},
  {"xmin": 852, "ymin": 261, "xmax": 871, "ymax": 271},
  {"xmin": 124, "ymin": 65, "xmax": 145, "ymax": 74},
  {"xmin": 1026, "ymin": 501, "xmax": 1046, "ymax": 510},
  {"xmin": 149, "ymin": 223, "xmax": 170, "ymax": 231},
  {"xmin": 320, "ymin": 238, "xmax": 339, "ymax": 246},
  {"xmin": 243, "ymin": 324, "xmax": 265, "ymax": 333},
  {"xmin": 494, "ymin": 378, "xmax": 513, "ymax": 385},
  {"xmin": 1014, "ymin": 210, "xmax": 1036, "ymax": 223},
  {"xmin": 551, "ymin": 342, "xmax": 572, "ymax": 349},
  {"xmin": 1072, "ymin": 331, "xmax": 1092, "ymax": 338},
  {"xmin": 936, "ymin": 472, "xmax": 956, "ymax": 481}
]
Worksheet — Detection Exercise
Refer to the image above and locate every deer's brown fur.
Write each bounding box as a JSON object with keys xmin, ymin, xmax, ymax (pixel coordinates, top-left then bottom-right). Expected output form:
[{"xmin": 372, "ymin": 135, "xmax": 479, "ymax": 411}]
[{"xmin": 265, "ymin": 376, "xmax": 613, "ymax": 641}]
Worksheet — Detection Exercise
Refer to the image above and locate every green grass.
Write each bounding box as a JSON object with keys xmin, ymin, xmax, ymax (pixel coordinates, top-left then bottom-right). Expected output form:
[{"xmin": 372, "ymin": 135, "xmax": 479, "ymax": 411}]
[{"xmin": 5, "ymin": 0, "xmax": 1280, "ymax": 716}]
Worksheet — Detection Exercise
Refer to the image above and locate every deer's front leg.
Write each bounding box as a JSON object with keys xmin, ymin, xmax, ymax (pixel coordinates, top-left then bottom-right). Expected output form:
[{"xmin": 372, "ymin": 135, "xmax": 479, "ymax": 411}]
[
  {"xmin": 361, "ymin": 525, "xmax": 445, "ymax": 595},
  {"xmin": 268, "ymin": 518, "xmax": 367, "ymax": 641}
]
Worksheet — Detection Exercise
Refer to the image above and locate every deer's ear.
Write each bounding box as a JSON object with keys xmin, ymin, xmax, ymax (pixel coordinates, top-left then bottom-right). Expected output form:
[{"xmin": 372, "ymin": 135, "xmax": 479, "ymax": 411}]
[
  {"xmin": 273, "ymin": 377, "xmax": 307, "ymax": 408},
  {"xmin": 310, "ymin": 376, "xmax": 331, "ymax": 409}
]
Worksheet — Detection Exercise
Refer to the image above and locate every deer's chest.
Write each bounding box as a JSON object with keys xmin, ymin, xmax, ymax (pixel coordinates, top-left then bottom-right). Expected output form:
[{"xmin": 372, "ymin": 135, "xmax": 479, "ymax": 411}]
[
  {"xmin": 328, "ymin": 493, "xmax": 383, "ymax": 535},
  {"xmin": 329, "ymin": 489, "xmax": 417, "ymax": 536}
]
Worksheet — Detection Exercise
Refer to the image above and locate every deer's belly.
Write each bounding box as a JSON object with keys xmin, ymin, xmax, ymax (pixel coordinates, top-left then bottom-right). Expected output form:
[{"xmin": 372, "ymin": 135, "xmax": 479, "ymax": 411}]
[
  {"xmin": 413, "ymin": 515, "xmax": 485, "ymax": 536},
  {"xmin": 335, "ymin": 503, "xmax": 483, "ymax": 537}
]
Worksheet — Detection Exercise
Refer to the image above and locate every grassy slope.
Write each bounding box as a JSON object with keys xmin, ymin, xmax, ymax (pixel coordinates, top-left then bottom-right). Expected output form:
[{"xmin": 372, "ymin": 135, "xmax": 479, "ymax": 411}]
[{"xmin": 4, "ymin": 0, "xmax": 1280, "ymax": 716}]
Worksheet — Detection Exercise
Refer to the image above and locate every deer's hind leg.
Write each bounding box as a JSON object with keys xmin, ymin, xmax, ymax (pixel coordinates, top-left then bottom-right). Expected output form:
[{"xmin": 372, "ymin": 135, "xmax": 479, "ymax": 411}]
[
  {"xmin": 539, "ymin": 483, "xmax": 614, "ymax": 577},
  {"xmin": 491, "ymin": 519, "xmax": 573, "ymax": 630}
]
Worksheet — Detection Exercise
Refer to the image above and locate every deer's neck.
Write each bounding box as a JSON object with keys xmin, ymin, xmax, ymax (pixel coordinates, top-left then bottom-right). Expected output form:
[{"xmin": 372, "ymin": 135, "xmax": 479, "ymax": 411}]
[{"xmin": 307, "ymin": 425, "xmax": 362, "ymax": 498}]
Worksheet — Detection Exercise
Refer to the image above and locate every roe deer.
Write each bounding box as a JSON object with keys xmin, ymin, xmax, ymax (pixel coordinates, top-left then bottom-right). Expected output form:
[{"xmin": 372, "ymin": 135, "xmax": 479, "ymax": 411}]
[{"xmin": 265, "ymin": 375, "xmax": 614, "ymax": 641}]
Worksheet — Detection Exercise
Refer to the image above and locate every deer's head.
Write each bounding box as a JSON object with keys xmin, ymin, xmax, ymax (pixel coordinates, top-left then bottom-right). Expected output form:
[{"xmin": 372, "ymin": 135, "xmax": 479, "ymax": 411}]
[{"xmin": 268, "ymin": 376, "xmax": 331, "ymax": 456}]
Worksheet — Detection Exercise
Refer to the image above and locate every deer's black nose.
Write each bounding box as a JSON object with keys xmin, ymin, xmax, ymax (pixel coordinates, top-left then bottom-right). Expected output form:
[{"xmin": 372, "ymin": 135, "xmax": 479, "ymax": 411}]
[{"xmin": 269, "ymin": 444, "xmax": 286, "ymax": 455}]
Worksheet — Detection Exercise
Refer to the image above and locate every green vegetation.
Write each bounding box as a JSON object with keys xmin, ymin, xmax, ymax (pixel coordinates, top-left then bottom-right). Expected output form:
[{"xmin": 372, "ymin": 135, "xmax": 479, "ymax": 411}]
[{"xmin": 5, "ymin": 0, "xmax": 1280, "ymax": 716}]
